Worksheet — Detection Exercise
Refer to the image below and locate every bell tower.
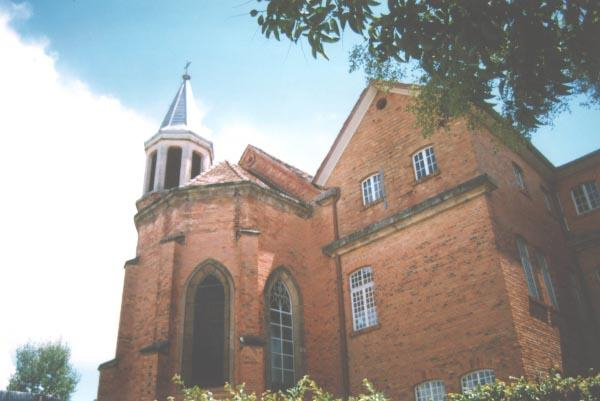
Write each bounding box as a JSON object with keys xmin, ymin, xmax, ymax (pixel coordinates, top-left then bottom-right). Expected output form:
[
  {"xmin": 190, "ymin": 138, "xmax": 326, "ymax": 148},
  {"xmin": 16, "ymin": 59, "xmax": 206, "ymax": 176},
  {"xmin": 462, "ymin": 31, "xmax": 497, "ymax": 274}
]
[{"xmin": 143, "ymin": 69, "xmax": 213, "ymax": 194}]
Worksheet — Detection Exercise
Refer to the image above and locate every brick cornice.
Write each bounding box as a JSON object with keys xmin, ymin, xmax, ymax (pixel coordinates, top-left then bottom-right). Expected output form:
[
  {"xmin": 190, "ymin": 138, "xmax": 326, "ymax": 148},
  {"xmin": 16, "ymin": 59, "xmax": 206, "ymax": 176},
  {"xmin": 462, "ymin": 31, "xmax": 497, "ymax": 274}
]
[
  {"xmin": 98, "ymin": 357, "xmax": 118, "ymax": 370},
  {"xmin": 134, "ymin": 181, "xmax": 313, "ymax": 226},
  {"xmin": 323, "ymin": 174, "xmax": 497, "ymax": 257}
]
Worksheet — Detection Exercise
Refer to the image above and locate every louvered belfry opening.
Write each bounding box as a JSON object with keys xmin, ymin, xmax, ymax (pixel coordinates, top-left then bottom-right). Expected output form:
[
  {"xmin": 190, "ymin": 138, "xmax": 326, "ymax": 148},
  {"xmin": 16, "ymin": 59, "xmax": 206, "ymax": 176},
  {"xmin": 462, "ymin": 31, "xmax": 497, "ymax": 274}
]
[
  {"xmin": 191, "ymin": 151, "xmax": 202, "ymax": 179},
  {"xmin": 192, "ymin": 275, "xmax": 226, "ymax": 387},
  {"xmin": 165, "ymin": 146, "xmax": 182, "ymax": 189},
  {"xmin": 146, "ymin": 151, "xmax": 157, "ymax": 193}
]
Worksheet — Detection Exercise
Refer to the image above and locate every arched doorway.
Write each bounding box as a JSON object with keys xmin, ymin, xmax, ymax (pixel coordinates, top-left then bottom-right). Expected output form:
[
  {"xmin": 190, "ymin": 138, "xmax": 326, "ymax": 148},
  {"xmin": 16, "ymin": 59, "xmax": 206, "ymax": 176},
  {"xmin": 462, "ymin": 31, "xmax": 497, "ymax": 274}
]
[
  {"xmin": 192, "ymin": 275, "xmax": 225, "ymax": 387},
  {"xmin": 182, "ymin": 261, "xmax": 233, "ymax": 388}
]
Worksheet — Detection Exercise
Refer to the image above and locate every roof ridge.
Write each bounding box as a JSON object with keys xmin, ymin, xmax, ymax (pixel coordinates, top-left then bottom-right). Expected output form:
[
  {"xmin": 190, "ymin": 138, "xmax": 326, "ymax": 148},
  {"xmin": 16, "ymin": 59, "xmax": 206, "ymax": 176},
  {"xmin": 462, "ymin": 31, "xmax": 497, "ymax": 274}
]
[
  {"xmin": 246, "ymin": 144, "xmax": 313, "ymax": 181},
  {"xmin": 226, "ymin": 161, "xmax": 248, "ymax": 181}
]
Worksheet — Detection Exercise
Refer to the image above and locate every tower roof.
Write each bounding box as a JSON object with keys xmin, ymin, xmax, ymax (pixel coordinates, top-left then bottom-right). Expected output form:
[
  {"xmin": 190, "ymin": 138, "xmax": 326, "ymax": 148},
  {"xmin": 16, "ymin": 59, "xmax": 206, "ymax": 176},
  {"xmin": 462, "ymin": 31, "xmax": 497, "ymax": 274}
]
[{"xmin": 158, "ymin": 74, "xmax": 206, "ymax": 137}]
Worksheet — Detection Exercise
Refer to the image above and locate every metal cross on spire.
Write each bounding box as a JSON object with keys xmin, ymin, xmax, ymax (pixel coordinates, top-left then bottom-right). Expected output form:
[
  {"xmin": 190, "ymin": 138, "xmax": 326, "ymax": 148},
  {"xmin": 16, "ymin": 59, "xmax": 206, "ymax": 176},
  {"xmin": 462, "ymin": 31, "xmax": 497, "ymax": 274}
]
[{"xmin": 183, "ymin": 61, "xmax": 191, "ymax": 80}]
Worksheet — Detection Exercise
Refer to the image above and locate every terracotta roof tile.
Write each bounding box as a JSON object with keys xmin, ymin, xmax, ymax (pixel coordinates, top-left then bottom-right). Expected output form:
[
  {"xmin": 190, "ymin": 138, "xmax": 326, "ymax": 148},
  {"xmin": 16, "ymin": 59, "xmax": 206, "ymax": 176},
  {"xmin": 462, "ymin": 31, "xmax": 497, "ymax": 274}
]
[{"xmin": 186, "ymin": 161, "xmax": 270, "ymax": 189}]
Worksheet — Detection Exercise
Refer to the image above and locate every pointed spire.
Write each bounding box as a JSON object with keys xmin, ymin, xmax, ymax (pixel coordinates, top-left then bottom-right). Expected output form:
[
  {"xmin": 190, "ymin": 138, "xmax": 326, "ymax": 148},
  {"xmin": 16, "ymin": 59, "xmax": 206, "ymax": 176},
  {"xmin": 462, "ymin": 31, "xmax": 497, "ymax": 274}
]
[{"xmin": 159, "ymin": 66, "xmax": 204, "ymax": 136}]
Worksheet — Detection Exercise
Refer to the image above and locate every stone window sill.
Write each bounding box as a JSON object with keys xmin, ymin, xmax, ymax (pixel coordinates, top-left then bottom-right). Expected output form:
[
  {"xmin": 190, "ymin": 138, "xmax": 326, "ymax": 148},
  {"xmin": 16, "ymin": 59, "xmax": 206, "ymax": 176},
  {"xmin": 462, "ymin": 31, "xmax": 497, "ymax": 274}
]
[
  {"xmin": 350, "ymin": 323, "xmax": 381, "ymax": 338},
  {"xmin": 362, "ymin": 197, "xmax": 384, "ymax": 210},
  {"xmin": 413, "ymin": 169, "xmax": 441, "ymax": 186},
  {"xmin": 575, "ymin": 207, "xmax": 600, "ymax": 218}
]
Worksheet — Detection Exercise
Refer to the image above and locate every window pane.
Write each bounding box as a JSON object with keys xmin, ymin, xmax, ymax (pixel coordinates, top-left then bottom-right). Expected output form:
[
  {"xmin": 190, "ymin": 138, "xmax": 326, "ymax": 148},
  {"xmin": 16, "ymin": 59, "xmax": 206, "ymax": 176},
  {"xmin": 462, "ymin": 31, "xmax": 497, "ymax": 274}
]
[
  {"xmin": 414, "ymin": 152, "xmax": 426, "ymax": 179},
  {"xmin": 537, "ymin": 252, "xmax": 558, "ymax": 309},
  {"xmin": 350, "ymin": 267, "xmax": 378, "ymax": 331},
  {"xmin": 283, "ymin": 371, "xmax": 295, "ymax": 388},
  {"xmin": 283, "ymin": 355, "xmax": 294, "ymax": 370},
  {"xmin": 271, "ymin": 339, "xmax": 282, "ymax": 354},
  {"xmin": 415, "ymin": 380, "xmax": 445, "ymax": 401},
  {"xmin": 513, "ymin": 164, "xmax": 526, "ymax": 190},
  {"xmin": 516, "ymin": 238, "xmax": 540, "ymax": 299},
  {"xmin": 425, "ymin": 147, "xmax": 438, "ymax": 174},
  {"xmin": 584, "ymin": 182, "xmax": 600, "ymax": 209},
  {"xmin": 461, "ymin": 370, "xmax": 496, "ymax": 392},
  {"xmin": 572, "ymin": 186, "xmax": 589, "ymax": 214},
  {"xmin": 269, "ymin": 280, "xmax": 295, "ymax": 390},
  {"xmin": 362, "ymin": 174, "xmax": 384, "ymax": 205}
]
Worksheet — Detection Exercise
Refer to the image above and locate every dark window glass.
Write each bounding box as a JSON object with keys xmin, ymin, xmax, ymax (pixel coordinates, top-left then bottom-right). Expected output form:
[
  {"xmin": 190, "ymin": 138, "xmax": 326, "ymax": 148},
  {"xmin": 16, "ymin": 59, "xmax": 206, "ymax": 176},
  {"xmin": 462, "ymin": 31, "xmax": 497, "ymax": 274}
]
[
  {"xmin": 191, "ymin": 152, "xmax": 202, "ymax": 179},
  {"xmin": 147, "ymin": 151, "xmax": 157, "ymax": 193},
  {"xmin": 165, "ymin": 147, "xmax": 182, "ymax": 189},
  {"xmin": 191, "ymin": 275, "xmax": 225, "ymax": 387}
]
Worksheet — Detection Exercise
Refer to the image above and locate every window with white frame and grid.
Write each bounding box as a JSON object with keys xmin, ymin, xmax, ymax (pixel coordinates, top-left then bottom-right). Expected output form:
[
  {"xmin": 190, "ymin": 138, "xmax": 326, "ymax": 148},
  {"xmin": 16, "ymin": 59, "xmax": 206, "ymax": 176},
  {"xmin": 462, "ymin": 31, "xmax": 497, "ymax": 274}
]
[
  {"xmin": 350, "ymin": 267, "xmax": 378, "ymax": 331},
  {"xmin": 361, "ymin": 173, "xmax": 384, "ymax": 205},
  {"xmin": 461, "ymin": 369, "xmax": 496, "ymax": 392},
  {"xmin": 269, "ymin": 281, "xmax": 295, "ymax": 390},
  {"xmin": 541, "ymin": 187, "xmax": 553, "ymax": 212},
  {"xmin": 512, "ymin": 163, "xmax": 527, "ymax": 191},
  {"xmin": 571, "ymin": 181, "xmax": 600, "ymax": 214},
  {"xmin": 516, "ymin": 237, "xmax": 540, "ymax": 300},
  {"xmin": 415, "ymin": 380, "xmax": 446, "ymax": 401},
  {"xmin": 536, "ymin": 251, "xmax": 559, "ymax": 309},
  {"xmin": 413, "ymin": 146, "xmax": 438, "ymax": 180}
]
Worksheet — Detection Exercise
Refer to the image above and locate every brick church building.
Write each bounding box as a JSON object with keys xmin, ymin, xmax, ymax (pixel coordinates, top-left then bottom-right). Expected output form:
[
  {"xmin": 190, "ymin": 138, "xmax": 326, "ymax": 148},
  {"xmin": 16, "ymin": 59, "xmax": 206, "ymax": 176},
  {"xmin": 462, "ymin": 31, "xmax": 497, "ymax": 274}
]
[{"xmin": 97, "ymin": 73, "xmax": 600, "ymax": 401}]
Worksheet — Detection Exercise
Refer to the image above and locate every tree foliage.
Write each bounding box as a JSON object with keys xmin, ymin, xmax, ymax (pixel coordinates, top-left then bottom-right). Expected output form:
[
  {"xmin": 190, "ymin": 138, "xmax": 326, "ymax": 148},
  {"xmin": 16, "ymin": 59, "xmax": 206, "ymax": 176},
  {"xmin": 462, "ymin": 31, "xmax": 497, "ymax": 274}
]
[
  {"xmin": 249, "ymin": 0, "xmax": 600, "ymax": 138},
  {"xmin": 7, "ymin": 341, "xmax": 80, "ymax": 401},
  {"xmin": 172, "ymin": 371, "xmax": 600, "ymax": 401}
]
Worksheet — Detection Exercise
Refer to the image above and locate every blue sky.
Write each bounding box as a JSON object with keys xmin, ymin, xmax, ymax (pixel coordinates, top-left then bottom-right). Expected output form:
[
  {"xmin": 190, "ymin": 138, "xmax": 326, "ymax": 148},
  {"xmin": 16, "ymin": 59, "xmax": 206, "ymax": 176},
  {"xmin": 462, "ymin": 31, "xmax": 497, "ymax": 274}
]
[
  {"xmin": 9, "ymin": 0, "xmax": 599, "ymax": 167},
  {"xmin": 0, "ymin": 2, "xmax": 598, "ymax": 401}
]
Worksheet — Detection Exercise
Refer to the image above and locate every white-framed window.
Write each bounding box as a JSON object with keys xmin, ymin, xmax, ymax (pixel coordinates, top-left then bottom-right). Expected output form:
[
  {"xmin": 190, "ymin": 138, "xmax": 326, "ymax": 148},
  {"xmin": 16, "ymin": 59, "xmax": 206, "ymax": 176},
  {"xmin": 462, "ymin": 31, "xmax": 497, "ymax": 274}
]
[
  {"xmin": 536, "ymin": 252, "xmax": 558, "ymax": 309},
  {"xmin": 512, "ymin": 163, "xmax": 527, "ymax": 191},
  {"xmin": 541, "ymin": 187, "xmax": 553, "ymax": 212},
  {"xmin": 516, "ymin": 237, "xmax": 540, "ymax": 300},
  {"xmin": 571, "ymin": 181, "xmax": 600, "ymax": 215},
  {"xmin": 461, "ymin": 369, "xmax": 496, "ymax": 392},
  {"xmin": 415, "ymin": 380, "xmax": 446, "ymax": 401},
  {"xmin": 350, "ymin": 267, "xmax": 378, "ymax": 331},
  {"xmin": 413, "ymin": 146, "xmax": 438, "ymax": 180},
  {"xmin": 269, "ymin": 281, "xmax": 295, "ymax": 390},
  {"xmin": 361, "ymin": 173, "xmax": 384, "ymax": 205}
]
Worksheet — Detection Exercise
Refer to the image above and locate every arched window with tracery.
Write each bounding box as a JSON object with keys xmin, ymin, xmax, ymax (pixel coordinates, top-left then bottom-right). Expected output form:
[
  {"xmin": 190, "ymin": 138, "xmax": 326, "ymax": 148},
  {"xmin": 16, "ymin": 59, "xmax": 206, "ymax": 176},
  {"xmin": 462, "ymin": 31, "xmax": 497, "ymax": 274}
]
[{"xmin": 265, "ymin": 270, "xmax": 303, "ymax": 391}]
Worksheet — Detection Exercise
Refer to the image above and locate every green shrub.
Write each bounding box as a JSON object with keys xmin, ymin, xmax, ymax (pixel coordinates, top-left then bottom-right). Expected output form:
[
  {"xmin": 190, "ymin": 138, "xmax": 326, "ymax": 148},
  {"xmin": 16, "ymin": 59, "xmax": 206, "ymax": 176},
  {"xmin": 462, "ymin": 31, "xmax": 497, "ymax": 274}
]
[
  {"xmin": 171, "ymin": 375, "xmax": 386, "ymax": 401},
  {"xmin": 171, "ymin": 371, "xmax": 600, "ymax": 401},
  {"xmin": 448, "ymin": 371, "xmax": 600, "ymax": 401}
]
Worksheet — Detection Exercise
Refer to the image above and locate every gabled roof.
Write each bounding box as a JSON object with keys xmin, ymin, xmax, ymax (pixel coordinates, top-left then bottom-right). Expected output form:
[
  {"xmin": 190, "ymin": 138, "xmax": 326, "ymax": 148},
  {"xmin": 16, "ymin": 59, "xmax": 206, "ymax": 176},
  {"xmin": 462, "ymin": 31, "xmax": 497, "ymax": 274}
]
[
  {"xmin": 186, "ymin": 161, "xmax": 270, "ymax": 189},
  {"xmin": 239, "ymin": 145, "xmax": 321, "ymax": 202},
  {"xmin": 243, "ymin": 145, "xmax": 314, "ymax": 183},
  {"xmin": 186, "ymin": 160, "xmax": 310, "ymax": 206},
  {"xmin": 159, "ymin": 75, "xmax": 207, "ymax": 137},
  {"xmin": 313, "ymin": 84, "xmax": 413, "ymax": 186}
]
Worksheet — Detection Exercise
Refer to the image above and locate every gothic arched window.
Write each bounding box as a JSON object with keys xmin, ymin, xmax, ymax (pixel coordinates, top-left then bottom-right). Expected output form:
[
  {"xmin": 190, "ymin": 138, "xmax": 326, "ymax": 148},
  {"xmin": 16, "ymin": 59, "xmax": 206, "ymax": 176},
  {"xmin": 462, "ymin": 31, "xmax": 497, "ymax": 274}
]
[
  {"xmin": 265, "ymin": 270, "xmax": 303, "ymax": 391},
  {"xmin": 182, "ymin": 260, "xmax": 234, "ymax": 388}
]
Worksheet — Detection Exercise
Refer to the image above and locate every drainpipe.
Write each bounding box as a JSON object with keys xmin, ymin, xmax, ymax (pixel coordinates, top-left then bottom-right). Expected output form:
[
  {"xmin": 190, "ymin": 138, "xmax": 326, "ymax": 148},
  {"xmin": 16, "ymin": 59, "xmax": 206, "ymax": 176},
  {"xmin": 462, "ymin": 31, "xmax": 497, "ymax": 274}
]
[{"xmin": 331, "ymin": 189, "xmax": 350, "ymax": 398}]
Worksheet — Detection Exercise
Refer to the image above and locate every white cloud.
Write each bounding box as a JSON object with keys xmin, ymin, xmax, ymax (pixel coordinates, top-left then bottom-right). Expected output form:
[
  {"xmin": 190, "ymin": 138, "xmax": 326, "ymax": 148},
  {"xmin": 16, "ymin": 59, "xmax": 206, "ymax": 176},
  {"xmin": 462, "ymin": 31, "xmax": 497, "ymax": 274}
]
[
  {"xmin": 0, "ymin": 5, "xmax": 155, "ymax": 389},
  {"xmin": 0, "ymin": 3, "xmax": 334, "ymax": 397}
]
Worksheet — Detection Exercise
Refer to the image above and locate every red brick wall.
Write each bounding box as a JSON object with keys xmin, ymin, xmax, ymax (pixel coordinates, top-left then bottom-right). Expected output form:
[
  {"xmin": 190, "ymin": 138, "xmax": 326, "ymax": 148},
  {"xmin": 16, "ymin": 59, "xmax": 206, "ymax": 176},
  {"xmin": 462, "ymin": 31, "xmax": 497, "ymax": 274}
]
[
  {"xmin": 469, "ymin": 127, "xmax": 598, "ymax": 373},
  {"xmin": 325, "ymin": 92, "xmax": 480, "ymax": 238},
  {"xmin": 555, "ymin": 153, "xmax": 600, "ymax": 235},
  {"xmin": 98, "ymin": 183, "xmax": 344, "ymax": 401},
  {"xmin": 554, "ymin": 153, "xmax": 600, "ymax": 363},
  {"xmin": 339, "ymin": 196, "xmax": 521, "ymax": 400}
]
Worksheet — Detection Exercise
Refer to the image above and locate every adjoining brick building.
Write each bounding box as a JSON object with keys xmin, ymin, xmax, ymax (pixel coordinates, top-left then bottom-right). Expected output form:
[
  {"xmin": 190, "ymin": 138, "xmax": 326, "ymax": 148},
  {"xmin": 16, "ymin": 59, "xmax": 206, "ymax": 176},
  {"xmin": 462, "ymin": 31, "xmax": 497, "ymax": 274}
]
[{"xmin": 97, "ymin": 75, "xmax": 600, "ymax": 401}]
